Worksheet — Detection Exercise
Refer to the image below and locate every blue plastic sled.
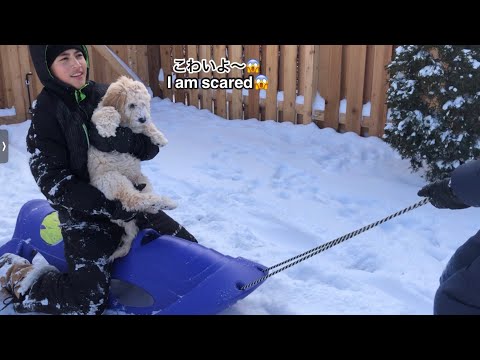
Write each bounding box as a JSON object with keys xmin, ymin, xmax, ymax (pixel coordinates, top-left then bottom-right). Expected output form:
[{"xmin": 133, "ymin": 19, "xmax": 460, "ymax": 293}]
[{"xmin": 0, "ymin": 199, "xmax": 268, "ymax": 315}]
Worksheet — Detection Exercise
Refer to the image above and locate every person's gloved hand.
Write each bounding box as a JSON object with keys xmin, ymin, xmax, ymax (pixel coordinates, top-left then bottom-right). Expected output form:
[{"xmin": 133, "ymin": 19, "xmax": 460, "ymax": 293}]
[
  {"xmin": 417, "ymin": 178, "xmax": 470, "ymax": 209},
  {"xmin": 88, "ymin": 125, "xmax": 159, "ymax": 160},
  {"xmin": 108, "ymin": 199, "xmax": 137, "ymax": 222},
  {"xmin": 89, "ymin": 125, "xmax": 136, "ymax": 154}
]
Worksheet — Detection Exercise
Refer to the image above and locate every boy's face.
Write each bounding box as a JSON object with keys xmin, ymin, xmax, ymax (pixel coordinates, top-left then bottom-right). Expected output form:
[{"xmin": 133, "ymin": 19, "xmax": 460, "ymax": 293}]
[{"xmin": 50, "ymin": 49, "xmax": 87, "ymax": 90}]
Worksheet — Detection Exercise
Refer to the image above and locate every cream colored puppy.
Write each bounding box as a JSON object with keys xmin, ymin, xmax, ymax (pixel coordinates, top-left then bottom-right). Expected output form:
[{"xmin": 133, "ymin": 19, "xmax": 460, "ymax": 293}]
[{"xmin": 88, "ymin": 76, "xmax": 176, "ymax": 261}]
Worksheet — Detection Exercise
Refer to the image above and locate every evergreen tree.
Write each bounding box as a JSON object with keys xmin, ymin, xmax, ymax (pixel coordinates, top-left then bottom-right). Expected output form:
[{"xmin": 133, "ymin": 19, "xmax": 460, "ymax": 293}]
[{"xmin": 384, "ymin": 45, "xmax": 480, "ymax": 181}]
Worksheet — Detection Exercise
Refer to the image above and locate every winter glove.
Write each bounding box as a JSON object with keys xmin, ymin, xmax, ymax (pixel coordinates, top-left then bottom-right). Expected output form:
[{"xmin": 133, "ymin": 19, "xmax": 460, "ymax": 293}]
[
  {"xmin": 88, "ymin": 126, "xmax": 159, "ymax": 160},
  {"xmin": 417, "ymin": 178, "xmax": 470, "ymax": 210},
  {"xmin": 108, "ymin": 199, "xmax": 137, "ymax": 222},
  {"xmin": 89, "ymin": 125, "xmax": 136, "ymax": 153}
]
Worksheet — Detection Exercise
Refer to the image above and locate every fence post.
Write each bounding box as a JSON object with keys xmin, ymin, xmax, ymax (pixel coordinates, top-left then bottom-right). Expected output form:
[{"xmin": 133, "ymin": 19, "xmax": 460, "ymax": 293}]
[
  {"xmin": 369, "ymin": 45, "xmax": 393, "ymax": 137},
  {"xmin": 244, "ymin": 45, "xmax": 260, "ymax": 120},
  {"xmin": 186, "ymin": 45, "xmax": 199, "ymax": 108},
  {"xmin": 322, "ymin": 45, "xmax": 342, "ymax": 130},
  {"xmin": 298, "ymin": 45, "xmax": 316, "ymax": 124},
  {"xmin": 159, "ymin": 45, "xmax": 173, "ymax": 101},
  {"xmin": 228, "ymin": 45, "xmax": 243, "ymax": 120},
  {"xmin": 147, "ymin": 45, "xmax": 161, "ymax": 98},
  {"xmin": 264, "ymin": 45, "xmax": 279, "ymax": 122},
  {"xmin": 198, "ymin": 45, "xmax": 212, "ymax": 112},
  {"xmin": 344, "ymin": 45, "xmax": 367, "ymax": 134},
  {"xmin": 279, "ymin": 45, "xmax": 297, "ymax": 123},
  {"xmin": 213, "ymin": 45, "xmax": 227, "ymax": 118}
]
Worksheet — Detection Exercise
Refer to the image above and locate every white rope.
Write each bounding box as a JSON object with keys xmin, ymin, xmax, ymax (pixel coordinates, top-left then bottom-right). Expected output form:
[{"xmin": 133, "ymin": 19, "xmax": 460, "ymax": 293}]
[{"xmin": 241, "ymin": 198, "xmax": 430, "ymax": 291}]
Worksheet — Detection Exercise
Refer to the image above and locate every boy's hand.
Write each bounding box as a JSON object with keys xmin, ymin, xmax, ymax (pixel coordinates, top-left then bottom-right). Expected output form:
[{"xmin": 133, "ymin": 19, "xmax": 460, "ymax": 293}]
[
  {"xmin": 89, "ymin": 126, "xmax": 135, "ymax": 154},
  {"xmin": 109, "ymin": 199, "xmax": 136, "ymax": 222}
]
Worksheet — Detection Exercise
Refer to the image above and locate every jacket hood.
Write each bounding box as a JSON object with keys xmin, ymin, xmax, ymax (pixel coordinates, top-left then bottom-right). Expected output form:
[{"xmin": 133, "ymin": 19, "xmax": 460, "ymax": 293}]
[{"xmin": 29, "ymin": 45, "xmax": 90, "ymax": 90}]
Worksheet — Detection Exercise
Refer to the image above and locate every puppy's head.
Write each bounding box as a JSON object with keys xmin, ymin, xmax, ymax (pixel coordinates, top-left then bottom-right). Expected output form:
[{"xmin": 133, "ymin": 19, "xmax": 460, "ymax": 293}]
[{"xmin": 101, "ymin": 76, "xmax": 152, "ymax": 131}]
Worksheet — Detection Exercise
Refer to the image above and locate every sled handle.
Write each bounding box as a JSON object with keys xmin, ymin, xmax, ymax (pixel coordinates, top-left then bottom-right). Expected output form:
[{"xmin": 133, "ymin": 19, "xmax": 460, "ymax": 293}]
[{"xmin": 131, "ymin": 228, "xmax": 162, "ymax": 250}]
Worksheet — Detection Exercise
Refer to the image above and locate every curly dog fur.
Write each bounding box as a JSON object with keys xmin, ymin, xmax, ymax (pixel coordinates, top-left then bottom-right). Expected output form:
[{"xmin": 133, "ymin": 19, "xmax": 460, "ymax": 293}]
[{"xmin": 88, "ymin": 76, "xmax": 176, "ymax": 261}]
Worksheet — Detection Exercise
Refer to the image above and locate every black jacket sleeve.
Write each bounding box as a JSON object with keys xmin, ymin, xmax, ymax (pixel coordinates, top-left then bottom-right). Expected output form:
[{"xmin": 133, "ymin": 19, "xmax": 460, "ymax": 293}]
[
  {"xmin": 450, "ymin": 159, "xmax": 480, "ymax": 207},
  {"xmin": 88, "ymin": 125, "xmax": 160, "ymax": 161},
  {"xmin": 27, "ymin": 108, "xmax": 119, "ymax": 220}
]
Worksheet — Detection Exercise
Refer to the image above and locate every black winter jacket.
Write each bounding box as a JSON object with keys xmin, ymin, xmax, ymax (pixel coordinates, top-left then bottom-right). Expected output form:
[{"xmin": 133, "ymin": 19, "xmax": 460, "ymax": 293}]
[
  {"xmin": 450, "ymin": 160, "xmax": 480, "ymax": 207},
  {"xmin": 434, "ymin": 159, "xmax": 480, "ymax": 314},
  {"xmin": 26, "ymin": 45, "xmax": 159, "ymax": 221}
]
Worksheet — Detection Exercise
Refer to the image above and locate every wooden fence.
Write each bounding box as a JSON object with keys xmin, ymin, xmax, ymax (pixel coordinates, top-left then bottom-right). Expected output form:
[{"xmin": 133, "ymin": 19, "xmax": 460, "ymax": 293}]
[{"xmin": 0, "ymin": 45, "xmax": 393, "ymax": 137}]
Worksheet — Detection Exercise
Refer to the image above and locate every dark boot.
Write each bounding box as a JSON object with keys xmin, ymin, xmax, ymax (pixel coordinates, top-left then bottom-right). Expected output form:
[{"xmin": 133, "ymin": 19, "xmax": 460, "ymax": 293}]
[
  {"xmin": 0, "ymin": 253, "xmax": 57, "ymax": 304},
  {"xmin": 136, "ymin": 211, "xmax": 198, "ymax": 243}
]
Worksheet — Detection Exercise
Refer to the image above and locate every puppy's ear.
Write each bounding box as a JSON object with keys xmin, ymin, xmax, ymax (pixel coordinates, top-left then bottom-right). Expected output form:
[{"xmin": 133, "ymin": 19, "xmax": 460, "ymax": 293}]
[{"xmin": 102, "ymin": 82, "xmax": 127, "ymax": 111}]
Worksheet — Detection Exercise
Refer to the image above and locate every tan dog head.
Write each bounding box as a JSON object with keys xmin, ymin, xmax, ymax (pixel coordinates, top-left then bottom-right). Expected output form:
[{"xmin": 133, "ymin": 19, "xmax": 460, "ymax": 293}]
[{"xmin": 101, "ymin": 76, "xmax": 152, "ymax": 132}]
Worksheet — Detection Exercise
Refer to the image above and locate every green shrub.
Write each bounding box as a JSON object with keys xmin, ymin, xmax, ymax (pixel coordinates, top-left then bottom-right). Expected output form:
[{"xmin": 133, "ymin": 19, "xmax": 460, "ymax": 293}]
[{"xmin": 384, "ymin": 45, "xmax": 480, "ymax": 181}]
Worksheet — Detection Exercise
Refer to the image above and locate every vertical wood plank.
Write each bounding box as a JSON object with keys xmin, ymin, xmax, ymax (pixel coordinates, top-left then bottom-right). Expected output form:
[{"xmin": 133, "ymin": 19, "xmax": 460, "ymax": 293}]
[
  {"xmin": 369, "ymin": 45, "xmax": 393, "ymax": 137},
  {"xmin": 103, "ymin": 53, "xmax": 113, "ymax": 83},
  {"xmin": 318, "ymin": 45, "xmax": 330, "ymax": 97},
  {"xmin": 27, "ymin": 44, "xmax": 41, "ymax": 98},
  {"xmin": 278, "ymin": 45, "xmax": 285, "ymax": 95},
  {"xmin": 244, "ymin": 45, "xmax": 260, "ymax": 120},
  {"xmin": 344, "ymin": 45, "xmax": 367, "ymax": 134},
  {"xmin": 0, "ymin": 46, "xmax": 14, "ymax": 108},
  {"xmin": 198, "ymin": 45, "xmax": 212, "ymax": 111},
  {"xmin": 103, "ymin": 48, "xmax": 113, "ymax": 82},
  {"xmin": 298, "ymin": 45, "xmax": 306, "ymax": 123},
  {"xmin": 109, "ymin": 45, "xmax": 127, "ymax": 77},
  {"xmin": 312, "ymin": 43, "xmax": 321, "ymax": 95},
  {"xmin": 186, "ymin": 45, "xmax": 199, "ymax": 108},
  {"xmin": 363, "ymin": 45, "xmax": 375, "ymax": 104},
  {"xmin": 17, "ymin": 45, "xmax": 33, "ymax": 118},
  {"xmin": 173, "ymin": 45, "xmax": 186, "ymax": 104},
  {"xmin": 134, "ymin": 45, "xmax": 149, "ymax": 85},
  {"xmin": 213, "ymin": 45, "xmax": 227, "ymax": 118},
  {"xmin": 113, "ymin": 45, "xmax": 128, "ymax": 63},
  {"xmin": 298, "ymin": 45, "xmax": 316, "ymax": 124},
  {"xmin": 264, "ymin": 44, "xmax": 279, "ymax": 121},
  {"xmin": 340, "ymin": 46, "xmax": 348, "ymax": 100},
  {"xmin": 90, "ymin": 47, "xmax": 104, "ymax": 83},
  {"xmin": 323, "ymin": 45, "xmax": 342, "ymax": 130},
  {"xmin": 280, "ymin": 45, "xmax": 297, "ymax": 123},
  {"xmin": 94, "ymin": 46, "xmax": 106, "ymax": 83},
  {"xmin": 127, "ymin": 45, "xmax": 137, "ymax": 74},
  {"xmin": 85, "ymin": 45, "xmax": 95, "ymax": 81},
  {"xmin": 147, "ymin": 45, "xmax": 161, "ymax": 97},
  {"xmin": 159, "ymin": 45, "xmax": 173, "ymax": 100},
  {"xmin": 228, "ymin": 45, "xmax": 243, "ymax": 119}
]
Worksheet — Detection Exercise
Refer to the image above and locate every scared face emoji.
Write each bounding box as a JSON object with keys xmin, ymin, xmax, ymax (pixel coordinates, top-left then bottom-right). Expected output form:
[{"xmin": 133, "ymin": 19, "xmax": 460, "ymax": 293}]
[
  {"xmin": 247, "ymin": 59, "xmax": 260, "ymax": 74},
  {"xmin": 255, "ymin": 75, "xmax": 268, "ymax": 90}
]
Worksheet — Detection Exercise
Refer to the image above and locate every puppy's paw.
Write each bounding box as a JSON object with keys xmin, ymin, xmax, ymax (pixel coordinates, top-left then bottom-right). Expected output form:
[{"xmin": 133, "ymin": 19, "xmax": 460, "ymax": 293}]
[
  {"xmin": 109, "ymin": 245, "xmax": 130, "ymax": 262},
  {"xmin": 159, "ymin": 196, "xmax": 177, "ymax": 210},
  {"xmin": 92, "ymin": 106, "xmax": 121, "ymax": 137},
  {"xmin": 150, "ymin": 132, "xmax": 169, "ymax": 147},
  {"xmin": 146, "ymin": 196, "xmax": 177, "ymax": 213}
]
